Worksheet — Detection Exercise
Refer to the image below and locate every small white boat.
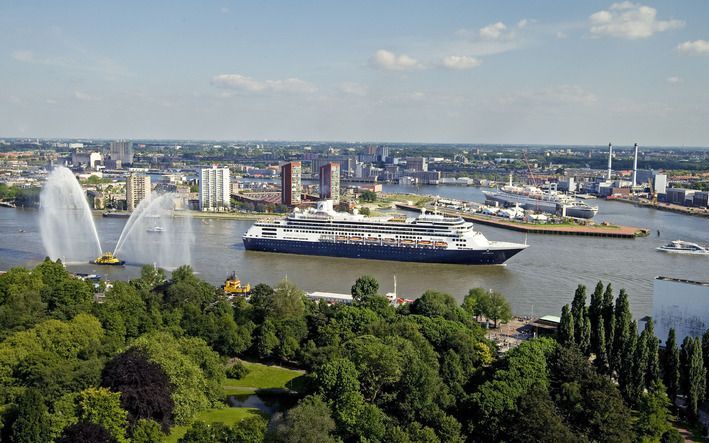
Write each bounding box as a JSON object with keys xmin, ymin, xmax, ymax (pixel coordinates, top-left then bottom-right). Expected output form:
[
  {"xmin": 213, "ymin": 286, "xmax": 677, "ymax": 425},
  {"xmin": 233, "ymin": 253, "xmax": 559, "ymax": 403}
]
[
  {"xmin": 147, "ymin": 226, "xmax": 166, "ymax": 233},
  {"xmin": 657, "ymin": 240, "xmax": 709, "ymax": 255}
]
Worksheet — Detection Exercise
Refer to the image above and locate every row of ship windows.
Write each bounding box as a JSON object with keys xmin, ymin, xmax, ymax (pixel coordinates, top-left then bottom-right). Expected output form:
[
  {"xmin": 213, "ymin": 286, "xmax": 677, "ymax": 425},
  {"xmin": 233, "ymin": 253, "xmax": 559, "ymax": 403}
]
[{"xmin": 268, "ymin": 227, "xmax": 465, "ymax": 237}]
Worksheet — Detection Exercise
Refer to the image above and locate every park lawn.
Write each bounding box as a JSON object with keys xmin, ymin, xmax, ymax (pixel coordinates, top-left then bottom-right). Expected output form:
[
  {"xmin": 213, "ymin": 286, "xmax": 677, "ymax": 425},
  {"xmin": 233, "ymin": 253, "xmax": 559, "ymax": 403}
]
[
  {"xmin": 223, "ymin": 361, "xmax": 305, "ymax": 395},
  {"xmin": 163, "ymin": 407, "xmax": 262, "ymax": 443}
]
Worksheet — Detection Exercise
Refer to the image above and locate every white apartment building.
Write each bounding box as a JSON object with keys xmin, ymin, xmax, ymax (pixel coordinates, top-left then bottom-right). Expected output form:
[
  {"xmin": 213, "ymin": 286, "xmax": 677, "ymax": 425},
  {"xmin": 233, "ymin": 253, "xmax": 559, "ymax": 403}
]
[{"xmin": 199, "ymin": 166, "xmax": 231, "ymax": 211}]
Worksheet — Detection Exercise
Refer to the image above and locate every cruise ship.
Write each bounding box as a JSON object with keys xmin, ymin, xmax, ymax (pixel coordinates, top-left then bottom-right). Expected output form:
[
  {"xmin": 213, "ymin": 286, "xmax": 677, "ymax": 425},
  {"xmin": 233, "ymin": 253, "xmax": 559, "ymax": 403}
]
[
  {"xmin": 242, "ymin": 201, "xmax": 528, "ymax": 265},
  {"xmin": 483, "ymin": 178, "xmax": 598, "ymax": 219}
]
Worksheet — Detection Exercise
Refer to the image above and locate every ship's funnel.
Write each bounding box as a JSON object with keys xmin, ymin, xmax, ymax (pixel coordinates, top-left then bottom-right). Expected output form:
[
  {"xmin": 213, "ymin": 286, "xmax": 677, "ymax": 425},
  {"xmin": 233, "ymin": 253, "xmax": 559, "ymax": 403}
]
[
  {"xmin": 632, "ymin": 143, "xmax": 638, "ymax": 186},
  {"xmin": 607, "ymin": 143, "xmax": 613, "ymax": 181}
]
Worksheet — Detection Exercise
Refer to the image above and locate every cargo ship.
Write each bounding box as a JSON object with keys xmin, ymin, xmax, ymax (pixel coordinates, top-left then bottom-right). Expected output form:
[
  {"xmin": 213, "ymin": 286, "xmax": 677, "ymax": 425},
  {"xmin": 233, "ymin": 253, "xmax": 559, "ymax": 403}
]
[{"xmin": 242, "ymin": 201, "xmax": 528, "ymax": 265}]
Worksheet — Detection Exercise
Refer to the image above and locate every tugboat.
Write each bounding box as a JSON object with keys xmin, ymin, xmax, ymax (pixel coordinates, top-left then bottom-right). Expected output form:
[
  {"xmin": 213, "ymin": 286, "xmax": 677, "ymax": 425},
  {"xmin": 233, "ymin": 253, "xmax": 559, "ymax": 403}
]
[
  {"xmin": 92, "ymin": 252, "xmax": 126, "ymax": 266},
  {"xmin": 223, "ymin": 272, "xmax": 251, "ymax": 296}
]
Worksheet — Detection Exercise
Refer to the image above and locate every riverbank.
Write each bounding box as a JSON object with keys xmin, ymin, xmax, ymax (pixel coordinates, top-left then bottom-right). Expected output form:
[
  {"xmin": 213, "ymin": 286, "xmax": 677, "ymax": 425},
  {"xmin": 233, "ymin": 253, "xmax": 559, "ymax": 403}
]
[
  {"xmin": 395, "ymin": 203, "xmax": 649, "ymax": 238},
  {"xmin": 95, "ymin": 210, "xmax": 281, "ymax": 221},
  {"xmin": 610, "ymin": 197, "xmax": 709, "ymax": 219}
]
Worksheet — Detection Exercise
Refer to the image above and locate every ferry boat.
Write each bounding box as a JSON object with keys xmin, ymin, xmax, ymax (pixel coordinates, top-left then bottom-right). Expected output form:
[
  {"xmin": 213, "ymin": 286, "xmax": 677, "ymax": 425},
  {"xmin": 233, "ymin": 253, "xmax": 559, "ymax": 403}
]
[
  {"xmin": 483, "ymin": 176, "xmax": 598, "ymax": 219},
  {"xmin": 242, "ymin": 200, "xmax": 528, "ymax": 265},
  {"xmin": 656, "ymin": 240, "xmax": 709, "ymax": 255}
]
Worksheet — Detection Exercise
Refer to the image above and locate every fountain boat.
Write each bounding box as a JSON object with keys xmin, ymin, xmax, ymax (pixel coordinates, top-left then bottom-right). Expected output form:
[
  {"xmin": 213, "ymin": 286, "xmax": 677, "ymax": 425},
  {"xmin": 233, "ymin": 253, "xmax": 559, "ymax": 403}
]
[
  {"xmin": 92, "ymin": 252, "xmax": 126, "ymax": 266},
  {"xmin": 656, "ymin": 240, "xmax": 709, "ymax": 255}
]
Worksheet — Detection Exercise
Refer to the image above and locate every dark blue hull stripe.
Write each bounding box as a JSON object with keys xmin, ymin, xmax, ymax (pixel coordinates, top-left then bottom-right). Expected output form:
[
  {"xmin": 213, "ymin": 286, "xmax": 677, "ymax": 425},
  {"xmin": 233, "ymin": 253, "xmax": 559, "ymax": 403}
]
[{"xmin": 243, "ymin": 238, "xmax": 524, "ymax": 265}]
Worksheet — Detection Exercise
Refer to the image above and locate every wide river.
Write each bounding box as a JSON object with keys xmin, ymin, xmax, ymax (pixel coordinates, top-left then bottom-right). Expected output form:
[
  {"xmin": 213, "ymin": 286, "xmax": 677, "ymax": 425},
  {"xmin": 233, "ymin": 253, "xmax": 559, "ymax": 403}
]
[{"xmin": 2, "ymin": 184, "xmax": 708, "ymax": 318}]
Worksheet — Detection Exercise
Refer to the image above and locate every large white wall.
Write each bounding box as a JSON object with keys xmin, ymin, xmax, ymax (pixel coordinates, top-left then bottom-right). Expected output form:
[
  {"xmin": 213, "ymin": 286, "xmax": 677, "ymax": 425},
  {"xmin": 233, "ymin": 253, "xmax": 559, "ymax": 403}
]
[{"xmin": 653, "ymin": 277, "xmax": 709, "ymax": 346}]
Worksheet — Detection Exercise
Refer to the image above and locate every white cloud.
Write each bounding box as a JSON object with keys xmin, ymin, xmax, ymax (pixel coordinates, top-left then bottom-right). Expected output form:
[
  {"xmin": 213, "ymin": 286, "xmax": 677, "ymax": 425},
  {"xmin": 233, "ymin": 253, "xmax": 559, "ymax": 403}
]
[
  {"xmin": 210, "ymin": 74, "xmax": 317, "ymax": 94},
  {"xmin": 556, "ymin": 31, "xmax": 567, "ymax": 39},
  {"xmin": 517, "ymin": 19, "xmax": 529, "ymax": 29},
  {"xmin": 677, "ymin": 40, "xmax": 709, "ymax": 56},
  {"xmin": 666, "ymin": 76, "xmax": 681, "ymax": 84},
  {"xmin": 11, "ymin": 50, "xmax": 34, "ymax": 62},
  {"xmin": 441, "ymin": 55, "xmax": 481, "ymax": 70},
  {"xmin": 500, "ymin": 85, "xmax": 598, "ymax": 107},
  {"xmin": 589, "ymin": 2, "xmax": 684, "ymax": 39},
  {"xmin": 370, "ymin": 49, "xmax": 420, "ymax": 71},
  {"xmin": 73, "ymin": 91, "xmax": 100, "ymax": 102},
  {"xmin": 338, "ymin": 82, "xmax": 368, "ymax": 96},
  {"xmin": 479, "ymin": 22, "xmax": 508, "ymax": 40}
]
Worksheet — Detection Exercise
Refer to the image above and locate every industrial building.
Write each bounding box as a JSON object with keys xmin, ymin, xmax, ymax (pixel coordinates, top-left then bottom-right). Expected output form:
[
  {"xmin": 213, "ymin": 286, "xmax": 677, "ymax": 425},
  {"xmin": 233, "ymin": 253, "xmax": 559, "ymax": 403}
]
[{"xmin": 653, "ymin": 276, "xmax": 709, "ymax": 346}]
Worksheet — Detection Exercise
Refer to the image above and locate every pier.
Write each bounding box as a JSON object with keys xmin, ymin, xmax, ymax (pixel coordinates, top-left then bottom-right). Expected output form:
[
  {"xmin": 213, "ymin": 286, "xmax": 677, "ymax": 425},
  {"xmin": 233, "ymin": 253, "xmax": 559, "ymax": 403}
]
[{"xmin": 394, "ymin": 203, "xmax": 649, "ymax": 239}]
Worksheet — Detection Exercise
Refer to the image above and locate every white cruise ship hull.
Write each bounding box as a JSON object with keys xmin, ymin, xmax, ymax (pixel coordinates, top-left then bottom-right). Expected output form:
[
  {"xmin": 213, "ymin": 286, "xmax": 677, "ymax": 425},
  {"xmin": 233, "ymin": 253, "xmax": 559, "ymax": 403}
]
[{"xmin": 243, "ymin": 237, "xmax": 526, "ymax": 265}]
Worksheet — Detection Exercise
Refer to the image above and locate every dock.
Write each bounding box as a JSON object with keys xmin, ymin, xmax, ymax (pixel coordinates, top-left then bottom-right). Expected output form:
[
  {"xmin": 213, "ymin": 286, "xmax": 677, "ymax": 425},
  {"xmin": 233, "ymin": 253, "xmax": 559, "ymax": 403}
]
[{"xmin": 394, "ymin": 203, "xmax": 648, "ymax": 238}]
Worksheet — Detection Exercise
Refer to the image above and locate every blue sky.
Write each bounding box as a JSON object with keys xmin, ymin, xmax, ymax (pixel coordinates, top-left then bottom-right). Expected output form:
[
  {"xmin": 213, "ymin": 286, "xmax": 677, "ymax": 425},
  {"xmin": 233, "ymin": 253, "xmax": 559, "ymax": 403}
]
[{"xmin": 1, "ymin": 1, "xmax": 708, "ymax": 145}]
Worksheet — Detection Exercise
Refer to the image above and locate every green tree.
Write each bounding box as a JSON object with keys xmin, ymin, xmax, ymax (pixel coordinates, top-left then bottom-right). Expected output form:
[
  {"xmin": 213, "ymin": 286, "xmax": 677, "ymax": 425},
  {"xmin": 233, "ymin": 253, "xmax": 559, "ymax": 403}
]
[
  {"xmin": 345, "ymin": 335, "xmax": 403, "ymax": 402},
  {"xmin": 635, "ymin": 383, "xmax": 673, "ymax": 442},
  {"xmin": 269, "ymin": 395, "xmax": 337, "ymax": 443},
  {"xmin": 644, "ymin": 319, "xmax": 660, "ymax": 388},
  {"xmin": 350, "ymin": 275, "xmax": 380, "ymax": 302},
  {"xmin": 230, "ymin": 415, "xmax": 268, "ymax": 443},
  {"xmin": 130, "ymin": 332, "xmax": 224, "ymax": 424},
  {"xmin": 359, "ymin": 190, "xmax": 377, "ymax": 202},
  {"xmin": 663, "ymin": 328, "xmax": 680, "ymax": 404},
  {"xmin": 558, "ymin": 304, "xmax": 574, "ymax": 346},
  {"xmin": 314, "ymin": 358, "xmax": 365, "ymax": 435},
  {"xmin": 570, "ymin": 284, "xmax": 587, "ymax": 345},
  {"xmin": 507, "ymin": 386, "xmax": 576, "ymax": 443},
  {"xmin": 702, "ymin": 327, "xmax": 709, "ymax": 398},
  {"xmin": 481, "ymin": 291, "xmax": 512, "ymax": 328},
  {"xmin": 602, "ymin": 283, "xmax": 615, "ymax": 361},
  {"xmin": 77, "ymin": 387, "xmax": 129, "ymax": 443},
  {"xmin": 462, "ymin": 288, "xmax": 486, "ymax": 320},
  {"xmin": 131, "ymin": 419, "xmax": 164, "ymax": 443},
  {"xmin": 256, "ymin": 319, "xmax": 279, "ymax": 359},
  {"xmin": 687, "ymin": 337, "xmax": 706, "ymax": 421},
  {"xmin": 578, "ymin": 307, "xmax": 591, "ymax": 354},
  {"xmin": 595, "ymin": 319, "xmax": 608, "ymax": 373},
  {"xmin": 11, "ymin": 388, "xmax": 50, "ymax": 443},
  {"xmin": 612, "ymin": 289, "xmax": 632, "ymax": 374},
  {"xmin": 589, "ymin": 281, "xmax": 604, "ymax": 353}
]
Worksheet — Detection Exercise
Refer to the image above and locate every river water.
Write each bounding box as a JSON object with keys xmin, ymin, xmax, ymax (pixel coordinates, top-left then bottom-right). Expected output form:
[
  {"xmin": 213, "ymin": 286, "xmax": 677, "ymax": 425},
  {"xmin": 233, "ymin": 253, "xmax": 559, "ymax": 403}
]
[{"xmin": 1, "ymin": 184, "xmax": 708, "ymax": 318}]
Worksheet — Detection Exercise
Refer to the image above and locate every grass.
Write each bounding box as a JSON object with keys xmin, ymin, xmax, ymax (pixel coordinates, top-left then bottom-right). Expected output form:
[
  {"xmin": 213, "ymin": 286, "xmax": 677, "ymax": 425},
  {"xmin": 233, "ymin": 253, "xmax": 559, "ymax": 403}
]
[
  {"xmin": 223, "ymin": 361, "xmax": 305, "ymax": 395},
  {"xmin": 163, "ymin": 407, "xmax": 263, "ymax": 443}
]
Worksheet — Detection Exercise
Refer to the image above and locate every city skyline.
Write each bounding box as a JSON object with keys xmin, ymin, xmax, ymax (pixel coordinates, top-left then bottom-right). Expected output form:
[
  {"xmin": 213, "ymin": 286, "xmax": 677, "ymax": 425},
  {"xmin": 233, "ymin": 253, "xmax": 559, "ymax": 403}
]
[{"xmin": 1, "ymin": 1, "xmax": 709, "ymax": 145}]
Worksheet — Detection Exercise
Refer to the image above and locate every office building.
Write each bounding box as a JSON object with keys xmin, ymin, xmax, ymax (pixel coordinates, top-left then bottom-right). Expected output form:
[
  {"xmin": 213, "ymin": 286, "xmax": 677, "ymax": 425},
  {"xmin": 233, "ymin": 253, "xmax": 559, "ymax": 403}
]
[
  {"xmin": 406, "ymin": 157, "xmax": 428, "ymax": 172},
  {"xmin": 376, "ymin": 146, "xmax": 390, "ymax": 162},
  {"xmin": 109, "ymin": 140, "xmax": 134, "ymax": 166},
  {"xmin": 319, "ymin": 162, "xmax": 341, "ymax": 202},
  {"xmin": 199, "ymin": 166, "xmax": 231, "ymax": 211},
  {"xmin": 653, "ymin": 276, "xmax": 709, "ymax": 345},
  {"xmin": 126, "ymin": 174, "xmax": 151, "ymax": 211},
  {"xmin": 281, "ymin": 161, "xmax": 302, "ymax": 206}
]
